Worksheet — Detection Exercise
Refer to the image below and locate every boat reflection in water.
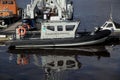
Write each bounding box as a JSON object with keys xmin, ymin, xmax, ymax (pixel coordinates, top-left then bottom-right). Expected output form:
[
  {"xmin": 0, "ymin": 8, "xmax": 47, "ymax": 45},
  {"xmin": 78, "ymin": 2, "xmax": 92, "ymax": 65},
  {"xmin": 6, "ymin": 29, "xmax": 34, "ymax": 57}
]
[
  {"xmin": 16, "ymin": 54, "xmax": 30, "ymax": 65},
  {"xmin": 8, "ymin": 46, "xmax": 110, "ymax": 80}
]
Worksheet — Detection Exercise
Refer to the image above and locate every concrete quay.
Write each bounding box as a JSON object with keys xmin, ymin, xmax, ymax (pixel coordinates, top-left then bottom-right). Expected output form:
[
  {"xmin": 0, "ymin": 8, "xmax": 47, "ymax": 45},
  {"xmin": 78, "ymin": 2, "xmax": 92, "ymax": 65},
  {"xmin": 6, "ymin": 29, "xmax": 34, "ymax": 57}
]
[{"xmin": 0, "ymin": 21, "xmax": 22, "ymax": 44}]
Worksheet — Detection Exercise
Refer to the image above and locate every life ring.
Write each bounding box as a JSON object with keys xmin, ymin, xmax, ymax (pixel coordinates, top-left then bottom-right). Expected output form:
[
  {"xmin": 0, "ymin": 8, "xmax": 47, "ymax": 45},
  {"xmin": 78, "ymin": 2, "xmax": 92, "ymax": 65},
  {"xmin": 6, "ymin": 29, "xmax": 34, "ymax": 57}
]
[
  {"xmin": 23, "ymin": 24, "xmax": 31, "ymax": 30},
  {"xmin": 17, "ymin": 27, "xmax": 26, "ymax": 36}
]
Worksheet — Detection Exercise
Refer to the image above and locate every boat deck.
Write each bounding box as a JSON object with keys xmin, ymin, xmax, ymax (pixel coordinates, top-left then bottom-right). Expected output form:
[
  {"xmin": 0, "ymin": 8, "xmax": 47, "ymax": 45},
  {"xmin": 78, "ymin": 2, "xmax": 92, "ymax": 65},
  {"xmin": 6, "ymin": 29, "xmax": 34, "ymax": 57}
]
[
  {"xmin": 4, "ymin": 21, "xmax": 22, "ymax": 32},
  {"xmin": 0, "ymin": 21, "xmax": 22, "ymax": 43}
]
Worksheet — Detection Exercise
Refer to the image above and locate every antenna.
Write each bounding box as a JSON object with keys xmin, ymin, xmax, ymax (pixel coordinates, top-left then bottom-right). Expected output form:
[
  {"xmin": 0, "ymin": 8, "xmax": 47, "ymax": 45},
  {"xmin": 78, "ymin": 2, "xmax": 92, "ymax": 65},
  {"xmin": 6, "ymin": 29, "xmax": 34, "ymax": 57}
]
[{"xmin": 109, "ymin": 0, "xmax": 113, "ymax": 20}]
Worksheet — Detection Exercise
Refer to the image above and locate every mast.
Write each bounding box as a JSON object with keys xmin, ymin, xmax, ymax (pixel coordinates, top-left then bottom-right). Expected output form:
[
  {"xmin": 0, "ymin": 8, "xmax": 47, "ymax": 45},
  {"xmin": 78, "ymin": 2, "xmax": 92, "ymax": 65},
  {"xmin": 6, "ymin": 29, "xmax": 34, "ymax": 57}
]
[{"xmin": 109, "ymin": 0, "xmax": 113, "ymax": 20}]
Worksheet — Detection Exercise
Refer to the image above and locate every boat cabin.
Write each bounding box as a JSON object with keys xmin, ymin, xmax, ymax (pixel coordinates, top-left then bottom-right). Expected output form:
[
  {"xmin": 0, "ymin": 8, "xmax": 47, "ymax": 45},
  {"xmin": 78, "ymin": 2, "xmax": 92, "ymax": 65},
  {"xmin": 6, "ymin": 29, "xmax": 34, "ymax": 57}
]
[
  {"xmin": 101, "ymin": 19, "xmax": 120, "ymax": 33},
  {"xmin": 40, "ymin": 20, "xmax": 80, "ymax": 39}
]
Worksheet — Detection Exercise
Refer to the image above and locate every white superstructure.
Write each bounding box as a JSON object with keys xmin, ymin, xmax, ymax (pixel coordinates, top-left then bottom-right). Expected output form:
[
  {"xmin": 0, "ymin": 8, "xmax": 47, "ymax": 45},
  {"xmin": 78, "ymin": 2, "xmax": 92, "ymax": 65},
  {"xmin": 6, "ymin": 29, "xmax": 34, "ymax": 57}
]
[
  {"xmin": 96, "ymin": 18, "xmax": 120, "ymax": 36},
  {"xmin": 101, "ymin": 19, "xmax": 120, "ymax": 32},
  {"xmin": 20, "ymin": 0, "xmax": 80, "ymax": 39},
  {"xmin": 40, "ymin": 20, "xmax": 80, "ymax": 39},
  {"xmin": 23, "ymin": 0, "xmax": 73, "ymax": 20}
]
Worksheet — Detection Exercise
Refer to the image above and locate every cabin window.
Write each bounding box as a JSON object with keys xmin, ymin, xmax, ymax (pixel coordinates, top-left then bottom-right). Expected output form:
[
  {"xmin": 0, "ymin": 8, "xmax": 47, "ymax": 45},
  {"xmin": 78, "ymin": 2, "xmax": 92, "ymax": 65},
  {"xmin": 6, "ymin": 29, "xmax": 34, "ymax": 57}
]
[
  {"xmin": 66, "ymin": 60, "xmax": 75, "ymax": 68},
  {"xmin": 57, "ymin": 60, "xmax": 64, "ymax": 66},
  {"xmin": 57, "ymin": 25, "xmax": 63, "ymax": 31},
  {"xmin": 66, "ymin": 60, "xmax": 75, "ymax": 65},
  {"xmin": 47, "ymin": 26, "xmax": 55, "ymax": 31},
  {"xmin": 103, "ymin": 23, "xmax": 107, "ymax": 27},
  {"xmin": 106, "ymin": 23, "xmax": 113, "ymax": 28},
  {"xmin": 2, "ymin": 0, "xmax": 13, "ymax": 4},
  {"xmin": 8, "ymin": 1, "xmax": 13, "ymax": 4},
  {"xmin": 2, "ymin": 1, "xmax": 7, "ymax": 4},
  {"xmin": 47, "ymin": 62, "xmax": 55, "ymax": 67},
  {"xmin": 66, "ymin": 25, "xmax": 75, "ymax": 31}
]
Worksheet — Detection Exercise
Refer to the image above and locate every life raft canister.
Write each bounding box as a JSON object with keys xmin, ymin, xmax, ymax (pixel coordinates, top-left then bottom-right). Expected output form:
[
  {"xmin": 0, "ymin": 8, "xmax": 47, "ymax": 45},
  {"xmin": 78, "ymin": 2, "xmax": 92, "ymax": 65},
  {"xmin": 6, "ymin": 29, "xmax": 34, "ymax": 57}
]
[{"xmin": 17, "ymin": 27, "xmax": 26, "ymax": 36}]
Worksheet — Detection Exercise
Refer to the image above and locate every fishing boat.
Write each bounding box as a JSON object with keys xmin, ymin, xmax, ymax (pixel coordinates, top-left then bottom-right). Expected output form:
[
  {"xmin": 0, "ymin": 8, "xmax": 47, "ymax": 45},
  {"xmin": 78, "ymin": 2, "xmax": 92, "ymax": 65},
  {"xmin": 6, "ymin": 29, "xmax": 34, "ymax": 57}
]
[{"xmin": 5, "ymin": 0, "xmax": 111, "ymax": 49}]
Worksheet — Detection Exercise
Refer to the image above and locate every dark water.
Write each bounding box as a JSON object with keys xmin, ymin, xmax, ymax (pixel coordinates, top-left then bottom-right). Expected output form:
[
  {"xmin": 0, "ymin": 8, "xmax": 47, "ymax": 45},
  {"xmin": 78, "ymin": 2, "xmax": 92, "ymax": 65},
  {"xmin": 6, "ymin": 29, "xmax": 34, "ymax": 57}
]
[
  {"xmin": 0, "ymin": 44, "xmax": 120, "ymax": 80},
  {"xmin": 0, "ymin": 0, "xmax": 120, "ymax": 80}
]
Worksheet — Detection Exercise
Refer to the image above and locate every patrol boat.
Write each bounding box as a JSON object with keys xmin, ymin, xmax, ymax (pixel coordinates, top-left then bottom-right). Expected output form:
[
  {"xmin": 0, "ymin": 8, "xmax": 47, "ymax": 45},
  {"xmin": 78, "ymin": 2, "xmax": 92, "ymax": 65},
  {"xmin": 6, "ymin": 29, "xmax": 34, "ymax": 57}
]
[{"xmin": 6, "ymin": 0, "xmax": 111, "ymax": 49}]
